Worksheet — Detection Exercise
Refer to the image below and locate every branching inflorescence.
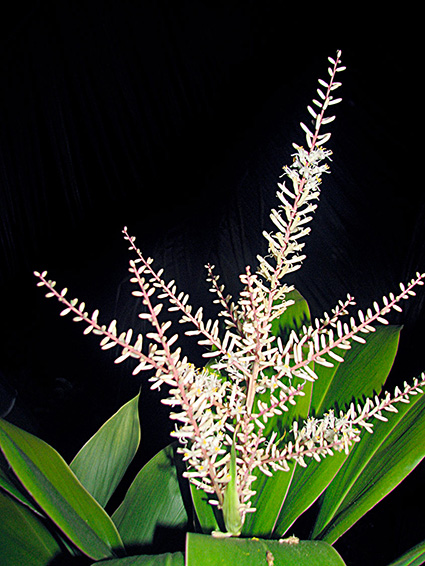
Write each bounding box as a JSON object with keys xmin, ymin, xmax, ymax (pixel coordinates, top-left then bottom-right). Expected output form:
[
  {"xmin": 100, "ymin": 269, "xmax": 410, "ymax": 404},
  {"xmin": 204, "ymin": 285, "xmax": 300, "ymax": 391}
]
[{"xmin": 34, "ymin": 51, "xmax": 425, "ymax": 536}]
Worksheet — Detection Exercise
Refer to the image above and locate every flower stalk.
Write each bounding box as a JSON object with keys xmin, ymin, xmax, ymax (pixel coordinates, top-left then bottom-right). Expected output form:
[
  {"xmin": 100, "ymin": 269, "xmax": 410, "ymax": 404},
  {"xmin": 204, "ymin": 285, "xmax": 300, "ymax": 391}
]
[{"xmin": 34, "ymin": 50, "xmax": 425, "ymax": 536}]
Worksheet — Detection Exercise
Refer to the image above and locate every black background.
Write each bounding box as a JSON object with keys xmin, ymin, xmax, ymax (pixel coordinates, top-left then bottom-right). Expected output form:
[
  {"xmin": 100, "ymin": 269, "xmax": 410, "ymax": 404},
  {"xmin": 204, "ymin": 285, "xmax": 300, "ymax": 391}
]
[{"xmin": 0, "ymin": 3, "xmax": 424, "ymax": 565}]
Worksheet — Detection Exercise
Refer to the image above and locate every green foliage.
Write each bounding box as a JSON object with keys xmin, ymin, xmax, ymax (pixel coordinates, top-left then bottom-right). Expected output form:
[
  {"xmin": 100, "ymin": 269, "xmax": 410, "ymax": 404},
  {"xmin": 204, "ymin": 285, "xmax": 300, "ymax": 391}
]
[
  {"xmin": 1, "ymin": 293, "xmax": 425, "ymax": 566},
  {"xmin": 0, "ymin": 305, "xmax": 425, "ymax": 566},
  {"xmin": 273, "ymin": 324, "xmax": 403, "ymax": 539},
  {"xmin": 0, "ymin": 461, "xmax": 42, "ymax": 515},
  {"xmin": 311, "ymin": 388, "xmax": 425, "ymax": 543},
  {"xmin": 3, "ymin": 50, "xmax": 425, "ymax": 566},
  {"xmin": 112, "ymin": 443, "xmax": 188, "ymax": 548},
  {"xmin": 0, "ymin": 489, "xmax": 62, "ymax": 566},
  {"xmin": 387, "ymin": 539, "xmax": 425, "ymax": 566},
  {"xmin": 70, "ymin": 392, "xmax": 141, "ymax": 507},
  {"xmin": 186, "ymin": 533, "xmax": 346, "ymax": 565},
  {"xmin": 311, "ymin": 325, "xmax": 401, "ymax": 415},
  {"xmin": 2, "ymin": 294, "xmax": 425, "ymax": 565},
  {"xmin": 0, "ymin": 417, "xmax": 124, "ymax": 560}
]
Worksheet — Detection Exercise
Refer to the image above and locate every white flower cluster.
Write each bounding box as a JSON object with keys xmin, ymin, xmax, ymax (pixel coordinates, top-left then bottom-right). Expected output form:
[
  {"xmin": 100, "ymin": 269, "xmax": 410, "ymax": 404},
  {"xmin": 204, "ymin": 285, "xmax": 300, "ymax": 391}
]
[
  {"xmin": 34, "ymin": 51, "xmax": 425, "ymax": 535},
  {"xmin": 257, "ymin": 51, "xmax": 344, "ymax": 286}
]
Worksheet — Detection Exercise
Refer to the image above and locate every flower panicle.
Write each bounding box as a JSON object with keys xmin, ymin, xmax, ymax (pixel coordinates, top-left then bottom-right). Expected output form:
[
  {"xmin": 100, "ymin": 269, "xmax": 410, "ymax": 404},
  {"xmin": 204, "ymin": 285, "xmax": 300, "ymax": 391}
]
[
  {"xmin": 206, "ymin": 263, "xmax": 241, "ymax": 332},
  {"xmin": 34, "ymin": 51, "xmax": 425, "ymax": 536},
  {"xmin": 257, "ymin": 50, "xmax": 344, "ymax": 287},
  {"xmin": 270, "ymin": 272, "xmax": 425, "ymax": 386},
  {"xmin": 122, "ymin": 228, "xmax": 255, "ymax": 378},
  {"xmin": 258, "ymin": 373, "xmax": 425, "ymax": 475},
  {"xmin": 34, "ymin": 270, "xmax": 157, "ymax": 372}
]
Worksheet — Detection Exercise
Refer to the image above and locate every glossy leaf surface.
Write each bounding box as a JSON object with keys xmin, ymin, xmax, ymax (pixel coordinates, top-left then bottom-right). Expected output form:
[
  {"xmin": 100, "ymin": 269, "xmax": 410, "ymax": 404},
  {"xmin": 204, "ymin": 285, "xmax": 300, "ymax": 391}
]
[
  {"xmin": 112, "ymin": 443, "xmax": 187, "ymax": 547},
  {"xmin": 0, "ymin": 489, "xmax": 62, "ymax": 566},
  {"xmin": 186, "ymin": 533, "xmax": 346, "ymax": 566},
  {"xmin": 70, "ymin": 393, "xmax": 141, "ymax": 507},
  {"xmin": 271, "ymin": 325, "xmax": 401, "ymax": 537},
  {"xmin": 387, "ymin": 539, "xmax": 425, "ymax": 566},
  {"xmin": 0, "ymin": 418, "xmax": 124, "ymax": 560},
  {"xmin": 0, "ymin": 465, "xmax": 41, "ymax": 515},
  {"xmin": 241, "ymin": 463, "xmax": 296, "ymax": 538},
  {"xmin": 190, "ymin": 481, "xmax": 220, "ymax": 534},
  {"xmin": 312, "ymin": 390, "xmax": 425, "ymax": 542},
  {"xmin": 273, "ymin": 450, "xmax": 348, "ymax": 537},
  {"xmin": 312, "ymin": 325, "xmax": 401, "ymax": 415}
]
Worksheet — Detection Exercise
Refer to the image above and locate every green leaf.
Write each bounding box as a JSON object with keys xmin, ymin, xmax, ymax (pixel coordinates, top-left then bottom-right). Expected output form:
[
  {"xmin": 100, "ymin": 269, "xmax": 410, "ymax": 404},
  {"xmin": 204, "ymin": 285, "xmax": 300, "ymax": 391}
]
[
  {"xmin": 270, "ymin": 325, "xmax": 401, "ymax": 537},
  {"xmin": 90, "ymin": 552, "xmax": 184, "ymax": 566},
  {"xmin": 241, "ymin": 463, "xmax": 296, "ymax": 537},
  {"xmin": 387, "ymin": 539, "xmax": 425, "ymax": 566},
  {"xmin": 186, "ymin": 533, "xmax": 347, "ymax": 566},
  {"xmin": 112, "ymin": 443, "xmax": 187, "ymax": 547},
  {"xmin": 312, "ymin": 325, "xmax": 401, "ymax": 416},
  {"xmin": 70, "ymin": 393, "xmax": 141, "ymax": 507},
  {"xmin": 0, "ymin": 464, "xmax": 41, "ymax": 515},
  {"xmin": 311, "ymin": 387, "xmax": 425, "ymax": 543},
  {"xmin": 272, "ymin": 449, "xmax": 348, "ymax": 538},
  {"xmin": 0, "ymin": 489, "xmax": 62, "ymax": 566},
  {"xmin": 270, "ymin": 289, "xmax": 311, "ymax": 341},
  {"xmin": 190, "ymin": 482, "xmax": 220, "ymax": 534},
  {"xmin": 0, "ymin": 418, "xmax": 124, "ymax": 560}
]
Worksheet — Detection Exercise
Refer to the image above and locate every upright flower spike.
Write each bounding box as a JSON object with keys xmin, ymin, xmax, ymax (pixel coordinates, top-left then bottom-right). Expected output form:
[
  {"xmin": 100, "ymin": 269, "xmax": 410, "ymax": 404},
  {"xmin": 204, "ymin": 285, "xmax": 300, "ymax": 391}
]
[
  {"xmin": 257, "ymin": 50, "xmax": 345, "ymax": 286},
  {"xmin": 34, "ymin": 50, "xmax": 425, "ymax": 537}
]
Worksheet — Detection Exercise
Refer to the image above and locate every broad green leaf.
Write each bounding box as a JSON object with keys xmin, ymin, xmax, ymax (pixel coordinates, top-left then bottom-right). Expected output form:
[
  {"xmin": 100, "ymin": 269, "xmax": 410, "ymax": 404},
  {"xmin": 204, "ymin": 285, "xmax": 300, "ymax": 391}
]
[
  {"xmin": 0, "ymin": 489, "xmax": 62, "ymax": 566},
  {"xmin": 387, "ymin": 539, "xmax": 425, "ymax": 566},
  {"xmin": 271, "ymin": 325, "xmax": 401, "ymax": 537},
  {"xmin": 90, "ymin": 552, "xmax": 184, "ymax": 566},
  {"xmin": 312, "ymin": 325, "xmax": 401, "ymax": 415},
  {"xmin": 270, "ymin": 289, "xmax": 311, "ymax": 341},
  {"xmin": 272, "ymin": 449, "xmax": 348, "ymax": 537},
  {"xmin": 190, "ymin": 482, "xmax": 220, "ymax": 534},
  {"xmin": 242, "ymin": 375, "xmax": 312, "ymax": 537},
  {"xmin": 0, "ymin": 465, "xmax": 41, "ymax": 515},
  {"xmin": 0, "ymin": 418, "xmax": 124, "ymax": 560},
  {"xmin": 70, "ymin": 393, "xmax": 141, "ymax": 507},
  {"xmin": 311, "ymin": 388, "xmax": 425, "ymax": 543},
  {"xmin": 241, "ymin": 463, "xmax": 296, "ymax": 537},
  {"xmin": 112, "ymin": 443, "xmax": 187, "ymax": 547},
  {"xmin": 186, "ymin": 533, "xmax": 346, "ymax": 566}
]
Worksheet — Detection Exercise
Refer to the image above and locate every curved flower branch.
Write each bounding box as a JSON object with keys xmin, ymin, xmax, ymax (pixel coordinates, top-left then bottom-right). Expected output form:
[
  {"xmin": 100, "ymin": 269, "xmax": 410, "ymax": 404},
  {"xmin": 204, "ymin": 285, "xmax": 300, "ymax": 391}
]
[{"xmin": 34, "ymin": 50, "xmax": 425, "ymax": 536}]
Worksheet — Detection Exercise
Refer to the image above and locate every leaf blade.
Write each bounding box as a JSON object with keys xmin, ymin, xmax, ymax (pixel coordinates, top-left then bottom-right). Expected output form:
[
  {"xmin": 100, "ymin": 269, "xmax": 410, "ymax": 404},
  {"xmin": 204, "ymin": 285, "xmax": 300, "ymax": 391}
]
[
  {"xmin": 311, "ymin": 389, "xmax": 425, "ymax": 543},
  {"xmin": 0, "ymin": 464, "xmax": 42, "ymax": 515},
  {"xmin": 271, "ymin": 325, "xmax": 401, "ymax": 537},
  {"xmin": 186, "ymin": 533, "xmax": 347, "ymax": 566},
  {"xmin": 0, "ymin": 418, "xmax": 124, "ymax": 560},
  {"xmin": 70, "ymin": 393, "xmax": 141, "ymax": 507},
  {"xmin": 112, "ymin": 443, "xmax": 188, "ymax": 548},
  {"xmin": 0, "ymin": 489, "xmax": 62, "ymax": 566},
  {"xmin": 387, "ymin": 539, "xmax": 425, "ymax": 566},
  {"xmin": 312, "ymin": 325, "xmax": 401, "ymax": 415},
  {"xmin": 272, "ymin": 449, "xmax": 348, "ymax": 538}
]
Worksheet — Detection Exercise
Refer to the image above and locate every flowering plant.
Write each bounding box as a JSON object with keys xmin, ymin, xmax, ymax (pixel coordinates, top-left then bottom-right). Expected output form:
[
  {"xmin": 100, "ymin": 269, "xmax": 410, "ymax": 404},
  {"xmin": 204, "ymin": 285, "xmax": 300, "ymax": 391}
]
[{"xmin": 2, "ymin": 50, "xmax": 425, "ymax": 566}]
